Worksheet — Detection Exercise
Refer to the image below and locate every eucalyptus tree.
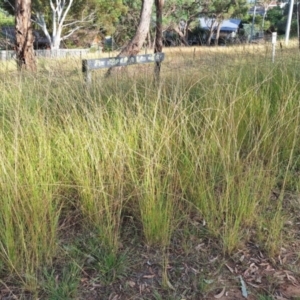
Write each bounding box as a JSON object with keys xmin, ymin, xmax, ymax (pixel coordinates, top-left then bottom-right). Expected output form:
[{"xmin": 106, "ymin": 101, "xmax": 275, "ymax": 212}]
[
  {"xmin": 110, "ymin": 0, "xmax": 155, "ymax": 58},
  {"xmin": 163, "ymin": 0, "xmax": 205, "ymax": 45},
  {"xmin": 15, "ymin": 0, "xmax": 36, "ymax": 71},
  {"xmin": 33, "ymin": 0, "xmax": 78, "ymax": 49},
  {"xmin": 106, "ymin": 0, "xmax": 155, "ymax": 76},
  {"xmin": 154, "ymin": 0, "xmax": 164, "ymax": 77},
  {"xmin": 116, "ymin": 0, "xmax": 204, "ymax": 47},
  {"xmin": 204, "ymin": 0, "xmax": 248, "ymax": 45},
  {"xmin": 114, "ymin": 0, "xmax": 142, "ymax": 45},
  {"xmin": 2, "ymin": 0, "xmax": 126, "ymax": 49},
  {"xmin": 32, "ymin": 0, "xmax": 126, "ymax": 49},
  {"xmin": 259, "ymin": 0, "xmax": 274, "ymax": 30}
]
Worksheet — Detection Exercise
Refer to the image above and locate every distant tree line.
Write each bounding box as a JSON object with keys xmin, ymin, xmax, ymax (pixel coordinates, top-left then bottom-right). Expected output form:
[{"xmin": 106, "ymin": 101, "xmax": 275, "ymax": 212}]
[
  {"xmin": 0, "ymin": 0, "xmax": 296, "ymax": 72},
  {"xmin": 1, "ymin": 0, "xmax": 296, "ymax": 51}
]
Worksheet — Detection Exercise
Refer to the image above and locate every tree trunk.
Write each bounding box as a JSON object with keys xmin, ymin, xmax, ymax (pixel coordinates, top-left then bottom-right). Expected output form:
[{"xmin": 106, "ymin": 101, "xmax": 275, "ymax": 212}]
[
  {"xmin": 207, "ymin": 29, "xmax": 213, "ymax": 46},
  {"xmin": 119, "ymin": 0, "xmax": 154, "ymax": 56},
  {"xmin": 146, "ymin": 31, "xmax": 152, "ymax": 49},
  {"xmin": 106, "ymin": 0, "xmax": 154, "ymax": 76},
  {"xmin": 215, "ymin": 23, "xmax": 221, "ymax": 46},
  {"xmin": 154, "ymin": 0, "xmax": 164, "ymax": 79},
  {"xmin": 172, "ymin": 27, "xmax": 189, "ymax": 46},
  {"xmin": 15, "ymin": 0, "xmax": 36, "ymax": 71},
  {"xmin": 206, "ymin": 20, "xmax": 217, "ymax": 46}
]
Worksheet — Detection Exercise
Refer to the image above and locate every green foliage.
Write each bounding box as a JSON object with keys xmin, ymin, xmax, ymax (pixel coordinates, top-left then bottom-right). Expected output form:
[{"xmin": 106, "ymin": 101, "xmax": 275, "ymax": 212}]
[
  {"xmin": 163, "ymin": 0, "xmax": 203, "ymax": 28},
  {"xmin": 258, "ymin": 295, "xmax": 274, "ymax": 300},
  {"xmin": 114, "ymin": 0, "xmax": 141, "ymax": 45},
  {"xmin": 165, "ymin": 0, "xmax": 201, "ymax": 20},
  {"xmin": 266, "ymin": 6, "xmax": 284, "ymax": 25},
  {"xmin": 0, "ymin": 0, "xmax": 127, "ymax": 38},
  {"xmin": 42, "ymin": 262, "xmax": 81, "ymax": 300},
  {"xmin": 75, "ymin": 234, "xmax": 128, "ymax": 284},
  {"xmin": 0, "ymin": 2, "xmax": 14, "ymax": 16},
  {"xmin": 161, "ymin": 0, "xmax": 209, "ymax": 44},
  {"xmin": 0, "ymin": 90, "xmax": 61, "ymax": 285},
  {"xmin": 86, "ymin": 0, "xmax": 127, "ymax": 35},
  {"xmin": 266, "ymin": 6, "xmax": 286, "ymax": 33},
  {"xmin": 0, "ymin": 10, "xmax": 14, "ymax": 26}
]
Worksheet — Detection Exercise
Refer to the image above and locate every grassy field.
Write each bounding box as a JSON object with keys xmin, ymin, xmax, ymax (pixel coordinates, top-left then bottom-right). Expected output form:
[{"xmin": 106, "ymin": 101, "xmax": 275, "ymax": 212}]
[{"xmin": 1, "ymin": 43, "xmax": 300, "ymax": 299}]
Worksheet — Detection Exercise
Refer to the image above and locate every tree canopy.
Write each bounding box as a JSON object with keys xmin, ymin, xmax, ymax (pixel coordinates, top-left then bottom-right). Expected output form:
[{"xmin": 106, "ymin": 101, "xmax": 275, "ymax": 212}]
[
  {"xmin": 1, "ymin": 0, "xmax": 126, "ymax": 35},
  {"xmin": 1, "ymin": 0, "xmax": 289, "ymax": 50}
]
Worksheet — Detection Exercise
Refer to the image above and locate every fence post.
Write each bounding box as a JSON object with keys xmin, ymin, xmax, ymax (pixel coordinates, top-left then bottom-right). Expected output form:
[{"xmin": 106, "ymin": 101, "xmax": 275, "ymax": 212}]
[
  {"xmin": 82, "ymin": 59, "xmax": 91, "ymax": 84},
  {"xmin": 272, "ymin": 32, "xmax": 277, "ymax": 63}
]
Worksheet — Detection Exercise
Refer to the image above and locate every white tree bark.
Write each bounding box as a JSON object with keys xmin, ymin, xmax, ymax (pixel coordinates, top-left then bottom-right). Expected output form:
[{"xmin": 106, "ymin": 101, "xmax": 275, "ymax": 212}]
[
  {"xmin": 34, "ymin": 0, "xmax": 93, "ymax": 50},
  {"xmin": 205, "ymin": 17, "xmax": 218, "ymax": 46}
]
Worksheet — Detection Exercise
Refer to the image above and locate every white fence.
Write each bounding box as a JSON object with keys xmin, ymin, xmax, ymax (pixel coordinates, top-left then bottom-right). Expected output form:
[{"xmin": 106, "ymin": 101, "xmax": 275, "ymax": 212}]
[{"xmin": 0, "ymin": 48, "xmax": 92, "ymax": 61}]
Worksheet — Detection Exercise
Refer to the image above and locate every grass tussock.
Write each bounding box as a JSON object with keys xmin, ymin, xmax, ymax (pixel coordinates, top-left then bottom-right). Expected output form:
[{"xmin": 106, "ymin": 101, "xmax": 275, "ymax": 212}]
[{"xmin": 1, "ymin": 45, "xmax": 300, "ymax": 297}]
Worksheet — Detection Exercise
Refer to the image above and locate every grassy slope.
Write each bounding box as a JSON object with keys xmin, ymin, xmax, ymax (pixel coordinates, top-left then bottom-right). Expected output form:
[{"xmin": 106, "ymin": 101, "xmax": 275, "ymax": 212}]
[{"xmin": 0, "ymin": 44, "xmax": 300, "ymax": 299}]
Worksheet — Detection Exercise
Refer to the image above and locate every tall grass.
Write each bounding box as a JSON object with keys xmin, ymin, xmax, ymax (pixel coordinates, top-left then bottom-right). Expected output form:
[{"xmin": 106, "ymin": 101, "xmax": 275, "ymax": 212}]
[
  {"xmin": 1, "ymin": 46, "xmax": 300, "ymax": 292},
  {"xmin": 0, "ymin": 91, "xmax": 61, "ymax": 291}
]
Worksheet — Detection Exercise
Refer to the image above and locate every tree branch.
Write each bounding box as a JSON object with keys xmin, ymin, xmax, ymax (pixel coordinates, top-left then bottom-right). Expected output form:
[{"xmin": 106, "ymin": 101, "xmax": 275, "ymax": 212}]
[
  {"xmin": 32, "ymin": 12, "xmax": 52, "ymax": 46},
  {"xmin": 62, "ymin": 11, "xmax": 95, "ymax": 28},
  {"xmin": 60, "ymin": 26, "xmax": 82, "ymax": 40}
]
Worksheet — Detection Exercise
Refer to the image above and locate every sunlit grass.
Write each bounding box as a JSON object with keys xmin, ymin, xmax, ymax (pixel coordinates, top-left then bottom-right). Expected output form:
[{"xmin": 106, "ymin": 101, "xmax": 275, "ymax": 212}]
[{"xmin": 1, "ymin": 42, "xmax": 300, "ymax": 295}]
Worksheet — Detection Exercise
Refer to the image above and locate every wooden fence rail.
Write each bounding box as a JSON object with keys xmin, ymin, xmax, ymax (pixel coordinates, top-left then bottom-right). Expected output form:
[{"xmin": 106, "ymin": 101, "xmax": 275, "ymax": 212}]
[{"xmin": 82, "ymin": 52, "xmax": 165, "ymax": 84}]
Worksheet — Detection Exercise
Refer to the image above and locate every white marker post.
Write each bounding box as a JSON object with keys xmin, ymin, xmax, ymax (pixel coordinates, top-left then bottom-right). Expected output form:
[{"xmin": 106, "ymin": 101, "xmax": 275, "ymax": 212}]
[{"xmin": 272, "ymin": 32, "xmax": 277, "ymax": 63}]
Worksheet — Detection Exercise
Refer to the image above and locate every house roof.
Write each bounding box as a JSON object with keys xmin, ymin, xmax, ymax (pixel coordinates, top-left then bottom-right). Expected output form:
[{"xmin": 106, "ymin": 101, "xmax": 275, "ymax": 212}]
[{"xmin": 199, "ymin": 18, "xmax": 241, "ymax": 32}]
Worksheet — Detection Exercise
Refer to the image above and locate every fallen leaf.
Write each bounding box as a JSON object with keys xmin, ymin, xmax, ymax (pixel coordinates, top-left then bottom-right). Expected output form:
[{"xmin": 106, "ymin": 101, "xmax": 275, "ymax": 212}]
[
  {"xmin": 278, "ymin": 255, "xmax": 284, "ymax": 265},
  {"xmin": 109, "ymin": 294, "xmax": 119, "ymax": 300},
  {"xmin": 139, "ymin": 283, "xmax": 146, "ymax": 294},
  {"xmin": 265, "ymin": 264, "xmax": 275, "ymax": 272},
  {"xmin": 285, "ymin": 272, "xmax": 298, "ymax": 285},
  {"xmin": 210, "ymin": 256, "xmax": 218, "ymax": 263},
  {"xmin": 204, "ymin": 279, "xmax": 214, "ymax": 284},
  {"xmin": 143, "ymin": 274, "xmax": 155, "ymax": 279},
  {"xmin": 255, "ymin": 276, "xmax": 262, "ymax": 283},
  {"xmin": 239, "ymin": 275, "xmax": 248, "ymax": 298},
  {"xmin": 244, "ymin": 263, "xmax": 258, "ymax": 277},
  {"xmin": 274, "ymin": 271, "xmax": 286, "ymax": 281},
  {"xmin": 127, "ymin": 281, "xmax": 136, "ymax": 287},
  {"xmin": 225, "ymin": 264, "xmax": 234, "ymax": 273},
  {"xmin": 166, "ymin": 278, "xmax": 175, "ymax": 290},
  {"xmin": 247, "ymin": 282, "xmax": 260, "ymax": 288},
  {"xmin": 214, "ymin": 287, "xmax": 225, "ymax": 299},
  {"xmin": 190, "ymin": 267, "xmax": 199, "ymax": 274},
  {"xmin": 195, "ymin": 243, "xmax": 205, "ymax": 251}
]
